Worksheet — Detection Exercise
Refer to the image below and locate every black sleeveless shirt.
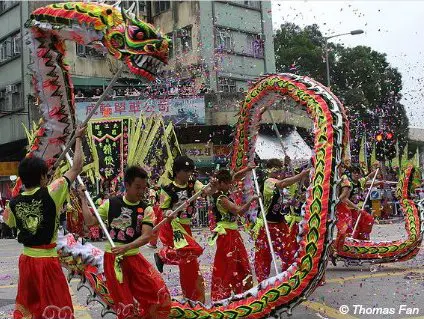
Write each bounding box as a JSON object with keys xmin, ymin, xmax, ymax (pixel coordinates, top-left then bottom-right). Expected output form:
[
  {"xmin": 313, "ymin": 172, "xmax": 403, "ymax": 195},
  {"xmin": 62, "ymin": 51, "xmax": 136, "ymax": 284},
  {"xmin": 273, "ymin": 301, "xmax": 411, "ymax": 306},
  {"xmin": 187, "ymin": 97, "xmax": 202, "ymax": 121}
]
[
  {"xmin": 161, "ymin": 181, "xmax": 196, "ymax": 219},
  {"xmin": 107, "ymin": 196, "xmax": 152, "ymax": 244},
  {"xmin": 9, "ymin": 188, "xmax": 58, "ymax": 246}
]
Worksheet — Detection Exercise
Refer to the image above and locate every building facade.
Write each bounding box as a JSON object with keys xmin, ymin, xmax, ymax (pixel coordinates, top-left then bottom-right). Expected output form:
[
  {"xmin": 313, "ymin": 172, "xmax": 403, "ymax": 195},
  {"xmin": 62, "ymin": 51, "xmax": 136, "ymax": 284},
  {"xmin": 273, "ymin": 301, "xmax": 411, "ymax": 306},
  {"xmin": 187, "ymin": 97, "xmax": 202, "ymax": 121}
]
[
  {"xmin": 151, "ymin": 0, "xmax": 276, "ymax": 93},
  {"xmin": 0, "ymin": 1, "xmax": 294, "ymax": 180}
]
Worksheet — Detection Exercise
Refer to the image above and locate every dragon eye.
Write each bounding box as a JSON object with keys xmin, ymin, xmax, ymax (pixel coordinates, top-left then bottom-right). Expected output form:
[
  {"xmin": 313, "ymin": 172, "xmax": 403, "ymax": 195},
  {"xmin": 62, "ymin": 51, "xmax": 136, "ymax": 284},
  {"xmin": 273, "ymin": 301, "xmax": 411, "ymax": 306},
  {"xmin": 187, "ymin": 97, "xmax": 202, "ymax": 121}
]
[
  {"xmin": 145, "ymin": 44, "xmax": 155, "ymax": 52},
  {"xmin": 128, "ymin": 25, "xmax": 145, "ymax": 41}
]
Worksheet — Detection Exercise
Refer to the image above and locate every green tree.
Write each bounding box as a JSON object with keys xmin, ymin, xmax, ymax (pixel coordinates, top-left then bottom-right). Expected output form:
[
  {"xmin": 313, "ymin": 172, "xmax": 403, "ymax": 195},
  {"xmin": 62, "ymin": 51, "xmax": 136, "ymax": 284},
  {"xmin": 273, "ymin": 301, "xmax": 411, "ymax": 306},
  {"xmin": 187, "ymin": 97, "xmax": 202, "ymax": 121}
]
[{"xmin": 273, "ymin": 23, "xmax": 409, "ymax": 161}]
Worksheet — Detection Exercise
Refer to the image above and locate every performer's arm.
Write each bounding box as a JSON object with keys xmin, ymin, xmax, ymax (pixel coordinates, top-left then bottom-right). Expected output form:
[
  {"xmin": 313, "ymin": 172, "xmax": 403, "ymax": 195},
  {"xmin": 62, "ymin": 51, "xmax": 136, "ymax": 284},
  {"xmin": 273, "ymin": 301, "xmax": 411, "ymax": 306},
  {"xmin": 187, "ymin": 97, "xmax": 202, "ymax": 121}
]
[
  {"xmin": 219, "ymin": 195, "xmax": 258, "ymax": 216},
  {"xmin": 340, "ymin": 187, "xmax": 359, "ymax": 211},
  {"xmin": 275, "ymin": 169, "xmax": 310, "ymax": 189},
  {"xmin": 78, "ymin": 186, "xmax": 99, "ymax": 227},
  {"xmin": 196, "ymin": 179, "xmax": 217, "ymax": 196},
  {"xmin": 64, "ymin": 126, "xmax": 86, "ymax": 184},
  {"xmin": 232, "ymin": 164, "xmax": 255, "ymax": 182}
]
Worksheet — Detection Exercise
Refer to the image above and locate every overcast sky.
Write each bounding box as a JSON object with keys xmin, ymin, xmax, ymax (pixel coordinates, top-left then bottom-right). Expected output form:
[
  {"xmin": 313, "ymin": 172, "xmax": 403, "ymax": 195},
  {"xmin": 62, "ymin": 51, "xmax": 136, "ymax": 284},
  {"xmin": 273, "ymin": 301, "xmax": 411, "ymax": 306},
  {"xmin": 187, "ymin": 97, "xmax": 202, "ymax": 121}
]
[{"xmin": 270, "ymin": 0, "xmax": 424, "ymax": 128}]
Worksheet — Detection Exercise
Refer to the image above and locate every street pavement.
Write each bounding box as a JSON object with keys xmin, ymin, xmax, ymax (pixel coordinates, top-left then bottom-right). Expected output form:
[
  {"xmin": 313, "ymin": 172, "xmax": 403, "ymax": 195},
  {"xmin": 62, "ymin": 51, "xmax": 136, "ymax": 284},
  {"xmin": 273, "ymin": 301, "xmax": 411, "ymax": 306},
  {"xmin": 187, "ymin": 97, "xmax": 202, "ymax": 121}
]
[{"xmin": 0, "ymin": 221, "xmax": 423, "ymax": 319}]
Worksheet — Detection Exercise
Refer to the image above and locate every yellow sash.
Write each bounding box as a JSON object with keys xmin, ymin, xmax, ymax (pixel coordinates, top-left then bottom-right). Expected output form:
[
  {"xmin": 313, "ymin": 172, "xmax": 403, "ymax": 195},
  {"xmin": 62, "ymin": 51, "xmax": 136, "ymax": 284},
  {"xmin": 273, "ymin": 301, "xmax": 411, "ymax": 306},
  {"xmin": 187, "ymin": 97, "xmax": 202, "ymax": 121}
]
[
  {"xmin": 105, "ymin": 243, "xmax": 139, "ymax": 284},
  {"xmin": 251, "ymin": 217, "xmax": 265, "ymax": 240},
  {"xmin": 284, "ymin": 213, "xmax": 302, "ymax": 230},
  {"xmin": 23, "ymin": 247, "xmax": 57, "ymax": 258},
  {"xmin": 208, "ymin": 221, "xmax": 238, "ymax": 246},
  {"xmin": 171, "ymin": 218, "xmax": 190, "ymax": 249}
]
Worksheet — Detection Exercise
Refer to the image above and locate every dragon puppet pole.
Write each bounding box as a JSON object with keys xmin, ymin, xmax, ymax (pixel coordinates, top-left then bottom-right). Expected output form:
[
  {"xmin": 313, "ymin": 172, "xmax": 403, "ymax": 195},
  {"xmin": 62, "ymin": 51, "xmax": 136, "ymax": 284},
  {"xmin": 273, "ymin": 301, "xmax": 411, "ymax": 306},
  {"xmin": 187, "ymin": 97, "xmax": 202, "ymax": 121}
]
[
  {"xmin": 252, "ymin": 168, "xmax": 280, "ymax": 276},
  {"xmin": 351, "ymin": 168, "xmax": 380, "ymax": 238},
  {"xmin": 49, "ymin": 65, "xmax": 125, "ymax": 176},
  {"xmin": 152, "ymin": 184, "xmax": 212, "ymax": 233},
  {"xmin": 267, "ymin": 108, "xmax": 294, "ymax": 174},
  {"xmin": 63, "ymin": 148, "xmax": 115, "ymax": 247}
]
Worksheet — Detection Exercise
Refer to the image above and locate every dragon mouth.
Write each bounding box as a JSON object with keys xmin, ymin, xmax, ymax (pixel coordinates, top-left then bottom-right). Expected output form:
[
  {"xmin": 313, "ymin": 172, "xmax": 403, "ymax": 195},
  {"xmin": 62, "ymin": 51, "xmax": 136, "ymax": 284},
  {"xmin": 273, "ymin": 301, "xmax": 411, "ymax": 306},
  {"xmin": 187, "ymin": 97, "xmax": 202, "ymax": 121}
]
[{"xmin": 129, "ymin": 55, "xmax": 165, "ymax": 80}]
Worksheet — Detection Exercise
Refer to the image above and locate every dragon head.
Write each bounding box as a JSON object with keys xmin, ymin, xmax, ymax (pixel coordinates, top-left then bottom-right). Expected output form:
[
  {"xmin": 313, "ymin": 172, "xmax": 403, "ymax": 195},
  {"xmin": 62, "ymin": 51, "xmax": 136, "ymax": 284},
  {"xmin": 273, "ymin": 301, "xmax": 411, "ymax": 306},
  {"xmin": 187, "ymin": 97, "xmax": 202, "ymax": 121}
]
[{"xmin": 104, "ymin": 3, "xmax": 170, "ymax": 81}]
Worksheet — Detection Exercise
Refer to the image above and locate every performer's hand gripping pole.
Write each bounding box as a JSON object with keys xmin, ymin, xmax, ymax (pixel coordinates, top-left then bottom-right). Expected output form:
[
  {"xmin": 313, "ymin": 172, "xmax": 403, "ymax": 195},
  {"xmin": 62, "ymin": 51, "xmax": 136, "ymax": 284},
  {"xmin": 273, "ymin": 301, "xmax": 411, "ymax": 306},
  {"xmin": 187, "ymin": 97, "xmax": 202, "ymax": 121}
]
[
  {"xmin": 252, "ymin": 168, "xmax": 280, "ymax": 276},
  {"xmin": 50, "ymin": 65, "xmax": 125, "ymax": 176},
  {"xmin": 152, "ymin": 184, "xmax": 212, "ymax": 234},
  {"xmin": 63, "ymin": 148, "xmax": 115, "ymax": 247},
  {"xmin": 351, "ymin": 168, "xmax": 379, "ymax": 238}
]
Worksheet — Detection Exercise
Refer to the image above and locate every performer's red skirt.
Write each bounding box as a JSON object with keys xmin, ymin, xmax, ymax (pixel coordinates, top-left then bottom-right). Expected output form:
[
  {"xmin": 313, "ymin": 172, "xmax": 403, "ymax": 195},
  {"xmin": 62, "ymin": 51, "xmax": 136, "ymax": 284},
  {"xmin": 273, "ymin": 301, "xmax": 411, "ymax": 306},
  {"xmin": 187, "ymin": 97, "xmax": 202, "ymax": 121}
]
[
  {"xmin": 211, "ymin": 229, "xmax": 253, "ymax": 301},
  {"xmin": 351, "ymin": 209, "xmax": 374, "ymax": 240},
  {"xmin": 104, "ymin": 252, "xmax": 171, "ymax": 319},
  {"xmin": 158, "ymin": 222, "xmax": 204, "ymax": 301},
  {"xmin": 254, "ymin": 222, "xmax": 298, "ymax": 282},
  {"xmin": 336, "ymin": 202, "xmax": 353, "ymax": 234},
  {"xmin": 13, "ymin": 255, "xmax": 74, "ymax": 319}
]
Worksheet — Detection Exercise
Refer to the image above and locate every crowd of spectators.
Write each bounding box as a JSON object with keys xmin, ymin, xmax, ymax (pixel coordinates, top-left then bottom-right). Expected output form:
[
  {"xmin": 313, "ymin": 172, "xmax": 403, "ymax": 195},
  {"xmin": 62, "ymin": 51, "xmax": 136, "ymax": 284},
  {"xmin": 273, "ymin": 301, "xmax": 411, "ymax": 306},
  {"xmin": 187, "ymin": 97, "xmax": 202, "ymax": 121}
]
[{"xmin": 75, "ymin": 81, "xmax": 210, "ymax": 100}]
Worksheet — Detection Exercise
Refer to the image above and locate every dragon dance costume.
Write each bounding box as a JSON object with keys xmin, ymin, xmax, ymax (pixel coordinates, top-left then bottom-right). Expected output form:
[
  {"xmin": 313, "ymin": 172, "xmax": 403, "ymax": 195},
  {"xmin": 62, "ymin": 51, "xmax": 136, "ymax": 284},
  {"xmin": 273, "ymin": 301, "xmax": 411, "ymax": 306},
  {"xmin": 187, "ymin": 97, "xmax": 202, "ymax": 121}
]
[
  {"xmin": 4, "ymin": 177, "xmax": 74, "ymax": 319},
  {"xmin": 349, "ymin": 177, "xmax": 374, "ymax": 240},
  {"xmin": 158, "ymin": 180, "xmax": 205, "ymax": 301},
  {"xmin": 254, "ymin": 178, "xmax": 300, "ymax": 282},
  {"xmin": 209, "ymin": 192, "xmax": 253, "ymax": 301},
  {"xmin": 335, "ymin": 175, "xmax": 375, "ymax": 252},
  {"xmin": 97, "ymin": 196, "xmax": 171, "ymax": 319}
]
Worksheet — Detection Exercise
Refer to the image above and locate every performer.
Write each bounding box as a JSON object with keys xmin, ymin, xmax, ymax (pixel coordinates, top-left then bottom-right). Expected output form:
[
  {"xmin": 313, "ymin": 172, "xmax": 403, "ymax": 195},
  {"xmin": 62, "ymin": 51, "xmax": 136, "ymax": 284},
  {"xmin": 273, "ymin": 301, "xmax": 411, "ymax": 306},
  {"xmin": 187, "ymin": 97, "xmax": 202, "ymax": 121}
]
[
  {"xmin": 210, "ymin": 169, "xmax": 257, "ymax": 301},
  {"xmin": 331, "ymin": 165, "xmax": 378, "ymax": 263},
  {"xmin": 147, "ymin": 187, "xmax": 162, "ymax": 249},
  {"xmin": 3, "ymin": 126, "xmax": 86, "ymax": 319},
  {"xmin": 154, "ymin": 156, "xmax": 216, "ymax": 303},
  {"xmin": 254, "ymin": 158, "xmax": 310, "ymax": 282},
  {"xmin": 82, "ymin": 166, "xmax": 171, "ymax": 319},
  {"xmin": 331, "ymin": 170, "xmax": 353, "ymax": 264},
  {"xmin": 349, "ymin": 165, "xmax": 377, "ymax": 240}
]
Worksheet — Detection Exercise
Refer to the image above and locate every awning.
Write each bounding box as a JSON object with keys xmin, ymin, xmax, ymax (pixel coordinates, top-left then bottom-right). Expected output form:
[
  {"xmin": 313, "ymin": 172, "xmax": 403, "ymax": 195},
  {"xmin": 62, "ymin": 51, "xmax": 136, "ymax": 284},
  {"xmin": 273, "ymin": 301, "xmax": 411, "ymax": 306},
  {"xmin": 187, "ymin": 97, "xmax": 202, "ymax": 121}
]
[
  {"xmin": 0, "ymin": 139, "xmax": 27, "ymax": 162},
  {"xmin": 255, "ymin": 130, "xmax": 312, "ymax": 163}
]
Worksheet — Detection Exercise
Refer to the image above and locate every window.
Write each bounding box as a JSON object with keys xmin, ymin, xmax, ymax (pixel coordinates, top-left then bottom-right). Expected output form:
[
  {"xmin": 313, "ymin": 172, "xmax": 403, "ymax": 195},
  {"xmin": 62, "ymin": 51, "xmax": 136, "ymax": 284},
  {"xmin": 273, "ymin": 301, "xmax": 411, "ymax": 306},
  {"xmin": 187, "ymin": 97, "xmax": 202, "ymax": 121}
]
[
  {"xmin": 12, "ymin": 33, "xmax": 21, "ymax": 55},
  {"xmin": 250, "ymin": 34, "xmax": 264, "ymax": 58},
  {"xmin": 0, "ymin": 83, "xmax": 21, "ymax": 111},
  {"xmin": 0, "ymin": 1, "xmax": 19, "ymax": 14},
  {"xmin": 0, "ymin": 88, "xmax": 5, "ymax": 111},
  {"xmin": 121, "ymin": 0, "xmax": 146, "ymax": 15},
  {"xmin": 76, "ymin": 44, "xmax": 106, "ymax": 59},
  {"xmin": 11, "ymin": 83, "xmax": 21, "ymax": 110},
  {"xmin": 154, "ymin": 1, "xmax": 170, "ymax": 15},
  {"xmin": 0, "ymin": 32, "xmax": 20, "ymax": 63},
  {"xmin": 175, "ymin": 26, "xmax": 192, "ymax": 55},
  {"xmin": 243, "ymin": 1, "xmax": 260, "ymax": 9},
  {"xmin": 218, "ymin": 78, "xmax": 236, "ymax": 93},
  {"xmin": 216, "ymin": 29, "xmax": 233, "ymax": 52}
]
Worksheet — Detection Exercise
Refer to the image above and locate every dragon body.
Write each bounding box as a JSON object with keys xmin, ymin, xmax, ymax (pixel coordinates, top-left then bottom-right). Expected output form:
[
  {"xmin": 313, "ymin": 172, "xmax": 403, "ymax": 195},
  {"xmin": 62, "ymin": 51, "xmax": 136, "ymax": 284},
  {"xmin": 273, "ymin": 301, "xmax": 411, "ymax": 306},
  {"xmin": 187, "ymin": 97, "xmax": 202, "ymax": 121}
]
[{"xmin": 22, "ymin": 1, "xmax": 423, "ymax": 318}]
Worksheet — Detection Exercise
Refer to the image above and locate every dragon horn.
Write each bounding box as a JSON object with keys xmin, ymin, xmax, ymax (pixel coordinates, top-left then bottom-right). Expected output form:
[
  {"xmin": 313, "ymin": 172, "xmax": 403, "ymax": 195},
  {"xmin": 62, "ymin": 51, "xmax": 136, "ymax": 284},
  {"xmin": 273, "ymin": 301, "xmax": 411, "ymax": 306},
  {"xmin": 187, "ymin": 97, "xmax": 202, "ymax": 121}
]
[
  {"xmin": 128, "ymin": 2, "xmax": 136, "ymax": 13},
  {"xmin": 113, "ymin": 0, "xmax": 122, "ymax": 7}
]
